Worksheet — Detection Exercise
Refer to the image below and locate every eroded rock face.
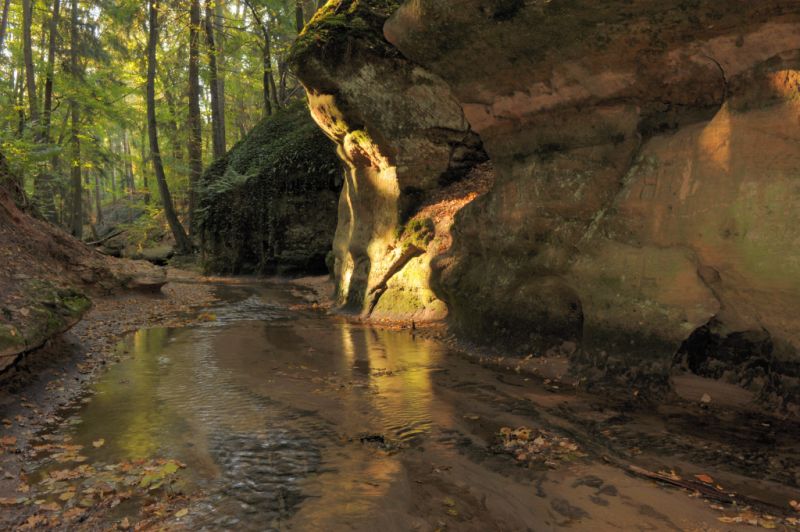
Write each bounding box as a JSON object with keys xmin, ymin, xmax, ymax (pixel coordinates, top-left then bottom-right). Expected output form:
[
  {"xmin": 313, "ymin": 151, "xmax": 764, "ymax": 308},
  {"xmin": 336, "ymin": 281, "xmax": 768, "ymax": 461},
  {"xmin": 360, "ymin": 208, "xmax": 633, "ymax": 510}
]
[
  {"xmin": 290, "ymin": 0, "xmax": 486, "ymax": 320},
  {"xmin": 385, "ymin": 1, "xmax": 800, "ymax": 400}
]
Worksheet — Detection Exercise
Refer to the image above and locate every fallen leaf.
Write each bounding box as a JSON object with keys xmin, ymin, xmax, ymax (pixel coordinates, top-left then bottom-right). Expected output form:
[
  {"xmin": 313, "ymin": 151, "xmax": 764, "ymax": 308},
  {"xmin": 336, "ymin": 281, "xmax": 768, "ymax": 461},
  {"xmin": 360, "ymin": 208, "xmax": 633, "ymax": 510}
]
[
  {"xmin": 63, "ymin": 507, "xmax": 86, "ymax": 520},
  {"xmin": 0, "ymin": 497, "xmax": 24, "ymax": 505},
  {"xmin": 175, "ymin": 508, "xmax": 188, "ymax": 518},
  {"xmin": 0, "ymin": 436, "xmax": 17, "ymax": 446},
  {"xmin": 119, "ymin": 517, "xmax": 130, "ymax": 528},
  {"xmin": 695, "ymin": 474, "xmax": 714, "ymax": 484},
  {"xmin": 38, "ymin": 501, "xmax": 61, "ymax": 511},
  {"xmin": 19, "ymin": 515, "xmax": 46, "ymax": 530},
  {"xmin": 93, "ymin": 438, "xmax": 106, "ymax": 448}
]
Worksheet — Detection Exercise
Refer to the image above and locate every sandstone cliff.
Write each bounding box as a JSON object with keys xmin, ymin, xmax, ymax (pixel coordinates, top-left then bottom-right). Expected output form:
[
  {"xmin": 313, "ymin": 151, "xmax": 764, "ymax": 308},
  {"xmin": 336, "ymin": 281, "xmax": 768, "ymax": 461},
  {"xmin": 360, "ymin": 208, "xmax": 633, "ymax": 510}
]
[
  {"xmin": 293, "ymin": 0, "xmax": 800, "ymax": 409},
  {"xmin": 290, "ymin": 0, "xmax": 488, "ymax": 321}
]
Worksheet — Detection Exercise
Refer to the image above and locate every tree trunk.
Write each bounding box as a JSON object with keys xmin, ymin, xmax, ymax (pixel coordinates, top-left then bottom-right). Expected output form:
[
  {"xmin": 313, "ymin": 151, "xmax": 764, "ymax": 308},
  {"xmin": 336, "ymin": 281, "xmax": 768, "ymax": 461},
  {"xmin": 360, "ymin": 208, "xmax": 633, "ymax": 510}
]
[
  {"xmin": 187, "ymin": 0, "xmax": 202, "ymax": 233},
  {"xmin": 69, "ymin": 0, "xmax": 82, "ymax": 238},
  {"xmin": 205, "ymin": 0, "xmax": 225, "ymax": 159},
  {"xmin": 15, "ymin": 71, "xmax": 25, "ymax": 136},
  {"xmin": 295, "ymin": 0, "xmax": 304, "ymax": 33},
  {"xmin": 22, "ymin": 0, "xmax": 39, "ymax": 125},
  {"xmin": 162, "ymin": 82, "xmax": 183, "ymax": 164},
  {"xmin": 123, "ymin": 130, "xmax": 135, "ymax": 195},
  {"xmin": 147, "ymin": 0, "xmax": 192, "ymax": 254},
  {"xmin": 94, "ymin": 171, "xmax": 103, "ymax": 224},
  {"xmin": 278, "ymin": 60, "xmax": 287, "ymax": 104},
  {"xmin": 140, "ymin": 125, "xmax": 150, "ymax": 203},
  {"xmin": 110, "ymin": 162, "xmax": 117, "ymax": 203},
  {"xmin": 244, "ymin": 0, "xmax": 278, "ymax": 116},
  {"xmin": 214, "ymin": 0, "xmax": 226, "ymax": 145},
  {"xmin": 35, "ymin": 0, "xmax": 62, "ymax": 223},
  {"xmin": 42, "ymin": 0, "xmax": 61, "ymax": 141},
  {"xmin": 0, "ymin": 0, "xmax": 10, "ymax": 55}
]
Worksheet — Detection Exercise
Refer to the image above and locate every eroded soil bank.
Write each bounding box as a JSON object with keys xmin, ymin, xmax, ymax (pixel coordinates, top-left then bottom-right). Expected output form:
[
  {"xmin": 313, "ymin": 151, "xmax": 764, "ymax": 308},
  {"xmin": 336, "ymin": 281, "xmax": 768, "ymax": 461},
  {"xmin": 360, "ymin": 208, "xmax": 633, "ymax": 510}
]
[{"xmin": 1, "ymin": 278, "xmax": 798, "ymax": 530}]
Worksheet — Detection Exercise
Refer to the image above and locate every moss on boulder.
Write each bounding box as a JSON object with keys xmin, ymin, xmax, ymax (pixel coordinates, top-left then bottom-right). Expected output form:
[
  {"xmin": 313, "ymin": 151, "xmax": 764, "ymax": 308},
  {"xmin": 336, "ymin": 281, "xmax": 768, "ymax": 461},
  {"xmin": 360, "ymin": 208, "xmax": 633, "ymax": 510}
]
[
  {"xmin": 197, "ymin": 102, "xmax": 342, "ymax": 275},
  {"xmin": 290, "ymin": 0, "xmax": 401, "ymax": 70},
  {"xmin": 0, "ymin": 280, "xmax": 91, "ymax": 372}
]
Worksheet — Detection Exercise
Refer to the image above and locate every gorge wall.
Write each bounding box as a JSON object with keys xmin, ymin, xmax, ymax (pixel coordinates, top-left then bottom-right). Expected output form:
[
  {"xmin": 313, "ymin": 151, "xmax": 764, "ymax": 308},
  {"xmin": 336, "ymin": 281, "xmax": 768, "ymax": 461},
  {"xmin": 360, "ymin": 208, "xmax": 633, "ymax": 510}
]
[
  {"xmin": 292, "ymin": 0, "xmax": 800, "ymax": 408},
  {"xmin": 290, "ymin": 0, "xmax": 487, "ymax": 321}
]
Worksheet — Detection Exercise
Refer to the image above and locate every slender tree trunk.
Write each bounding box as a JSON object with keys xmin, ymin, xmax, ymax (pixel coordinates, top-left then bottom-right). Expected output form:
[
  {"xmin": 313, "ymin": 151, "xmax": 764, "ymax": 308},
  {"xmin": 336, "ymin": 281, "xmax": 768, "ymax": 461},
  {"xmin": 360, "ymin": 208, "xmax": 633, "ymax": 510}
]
[
  {"xmin": 15, "ymin": 71, "xmax": 25, "ymax": 136},
  {"xmin": 140, "ymin": 125, "xmax": 150, "ymax": 203},
  {"xmin": 295, "ymin": 0, "xmax": 304, "ymax": 33},
  {"xmin": 69, "ymin": 0, "xmax": 82, "ymax": 237},
  {"xmin": 147, "ymin": 0, "xmax": 192, "ymax": 254},
  {"xmin": 23, "ymin": 0, "xmax": 39, "ymax": 125},
  {"xmin": 214, "ymin": 0, "xmax": 226, "ymax": 144},
  {"xmin": 42, "ymin": 0, "xmax": 61, "ymax": 141},
  {"xmin": 187, "ymin": 0, "xmax": 202, "ymax": 233},
  {"xmin": 0, "ymin": 0, "xmax": 10, "ymax": 55},
  {"xmin": 69, "ymin": 106, "xmax": 82, "ymax": 236},
  {"xmin": 278, "ymin": 60, "xmax": 287, "ymax": 104},
  {"xmin": 123, "ymin": 130, "xmax": 135, "ymax": 195},
  {"xmin": 244, "ymin": 0, "xmax": 278, "ymax": 116},
  {"xmin": 94, "ymin": 171, "xmax": 103, "ymax": 224},
  {"xmin": 110, "ymin": 163, "xmax": 117, "ymax": 203},
  {"xmin": 205, "ymin": 0, "xmax": 225, "ymax": 159},
  {"xmin": 36, "ymin": 0, "xmax": 62, "ymax": 223},
  {"xmin": 162, "ymin": 82, "xmax": 183, "ymax": 163}
]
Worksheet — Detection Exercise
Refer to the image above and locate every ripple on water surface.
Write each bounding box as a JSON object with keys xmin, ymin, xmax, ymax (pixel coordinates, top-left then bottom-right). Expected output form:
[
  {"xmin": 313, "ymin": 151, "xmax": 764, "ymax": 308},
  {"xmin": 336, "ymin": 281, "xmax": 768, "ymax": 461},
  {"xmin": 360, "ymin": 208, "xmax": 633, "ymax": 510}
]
[{"xmin": 30, "ymin": 284, "xmax": 452, "ymax": 530}]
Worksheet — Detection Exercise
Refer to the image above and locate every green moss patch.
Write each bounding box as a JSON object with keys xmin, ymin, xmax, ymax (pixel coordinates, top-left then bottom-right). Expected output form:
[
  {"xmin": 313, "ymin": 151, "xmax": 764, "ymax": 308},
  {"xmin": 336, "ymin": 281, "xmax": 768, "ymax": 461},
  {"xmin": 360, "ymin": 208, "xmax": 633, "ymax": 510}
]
[
  {"xmin": 395, "ymin": 217, "xmax": 435, "ymax": 250},
  {"xmin": 289, "ymin": 0, "xmax": 401, "ymax": 68},
  {"xmin": 0, "ymin": 280, "xmax": 91, "ymax": 370}
]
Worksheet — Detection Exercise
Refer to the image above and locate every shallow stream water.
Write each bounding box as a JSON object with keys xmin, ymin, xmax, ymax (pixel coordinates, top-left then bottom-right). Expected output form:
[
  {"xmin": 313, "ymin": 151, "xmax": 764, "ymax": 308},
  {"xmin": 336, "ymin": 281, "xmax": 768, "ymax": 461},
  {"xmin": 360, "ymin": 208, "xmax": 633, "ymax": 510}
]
[{"xmin": 25, "ymin": 281, "xmax": 787, "ymax": 530}]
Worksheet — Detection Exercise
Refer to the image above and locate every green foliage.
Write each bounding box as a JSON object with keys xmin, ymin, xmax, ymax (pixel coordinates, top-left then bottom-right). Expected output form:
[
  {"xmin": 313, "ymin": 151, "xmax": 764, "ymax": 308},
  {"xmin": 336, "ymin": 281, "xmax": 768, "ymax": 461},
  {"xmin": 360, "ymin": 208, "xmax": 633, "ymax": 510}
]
[
  {"xmin": 0, "ymin": 0, "xmax": 312, "ymax": 232},
  {"xmin": 118, "ymin": 201, "xmax": 167, "ymax": 251}
]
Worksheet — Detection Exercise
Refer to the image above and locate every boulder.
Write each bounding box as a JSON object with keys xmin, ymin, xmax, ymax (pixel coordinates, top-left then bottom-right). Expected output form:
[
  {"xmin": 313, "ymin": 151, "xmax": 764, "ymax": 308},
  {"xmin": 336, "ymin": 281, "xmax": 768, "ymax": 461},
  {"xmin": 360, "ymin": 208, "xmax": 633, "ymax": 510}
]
[{"xmin": 197, "ymin": 102, "xmax": 342, "ymax": 275}]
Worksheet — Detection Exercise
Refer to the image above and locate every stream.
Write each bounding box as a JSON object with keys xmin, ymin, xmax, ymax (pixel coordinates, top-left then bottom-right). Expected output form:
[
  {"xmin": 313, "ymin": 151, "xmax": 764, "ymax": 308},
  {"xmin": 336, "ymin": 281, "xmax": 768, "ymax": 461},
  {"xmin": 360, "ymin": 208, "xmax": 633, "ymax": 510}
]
[{"xmin": 22, "ymin": 281, "xmax": 789, "ymax": 530}]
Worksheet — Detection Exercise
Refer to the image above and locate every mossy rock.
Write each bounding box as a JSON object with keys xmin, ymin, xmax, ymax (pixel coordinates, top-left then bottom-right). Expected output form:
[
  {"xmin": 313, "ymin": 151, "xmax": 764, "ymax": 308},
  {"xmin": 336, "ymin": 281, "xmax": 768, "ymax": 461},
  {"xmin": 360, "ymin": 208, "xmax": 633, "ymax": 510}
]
[
  {"xmin": 197, "ymin": 102, "xmax": 342, "ymax": 275},
  {"xmin": 0, "ymin": 281, "xmax": 91, "ymax": 371},
  {"xmin": 289, "ymin": 0, "xmax": 401, "ymax": 69}
]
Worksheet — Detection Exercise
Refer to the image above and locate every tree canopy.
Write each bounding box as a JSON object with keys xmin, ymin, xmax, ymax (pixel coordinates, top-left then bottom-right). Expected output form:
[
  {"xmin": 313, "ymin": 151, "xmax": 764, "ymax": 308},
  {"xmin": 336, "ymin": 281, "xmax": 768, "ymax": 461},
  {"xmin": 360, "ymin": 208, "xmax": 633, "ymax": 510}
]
[{"xmin": 0, "ymin": 0, "xmax": 318, "ymax": 241}]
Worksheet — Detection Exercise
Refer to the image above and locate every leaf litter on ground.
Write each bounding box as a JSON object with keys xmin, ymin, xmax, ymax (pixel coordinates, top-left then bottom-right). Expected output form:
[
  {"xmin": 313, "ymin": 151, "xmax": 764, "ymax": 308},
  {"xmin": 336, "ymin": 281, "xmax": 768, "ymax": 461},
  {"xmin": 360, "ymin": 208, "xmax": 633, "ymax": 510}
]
[{"xmin": 494, "ymin": 426, "xmax": 586, "ymax": 468}]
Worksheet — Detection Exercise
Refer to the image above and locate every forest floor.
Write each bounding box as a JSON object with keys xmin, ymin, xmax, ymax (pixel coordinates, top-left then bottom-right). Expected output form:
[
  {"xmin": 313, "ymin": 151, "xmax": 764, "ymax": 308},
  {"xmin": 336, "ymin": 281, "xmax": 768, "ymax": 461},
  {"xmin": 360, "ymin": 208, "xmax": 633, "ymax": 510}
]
[{"xmin": 0, "ymin": 273, "xmax": 798, "ymax": 529}]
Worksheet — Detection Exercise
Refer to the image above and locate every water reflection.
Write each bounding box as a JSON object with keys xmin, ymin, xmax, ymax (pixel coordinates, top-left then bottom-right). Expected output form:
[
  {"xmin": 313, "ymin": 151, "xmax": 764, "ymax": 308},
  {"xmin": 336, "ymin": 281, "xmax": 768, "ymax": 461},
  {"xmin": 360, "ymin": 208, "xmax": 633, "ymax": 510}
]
[{"xmin": 34, "ymin": 283, "xmax": 452, "ymax": 530}]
